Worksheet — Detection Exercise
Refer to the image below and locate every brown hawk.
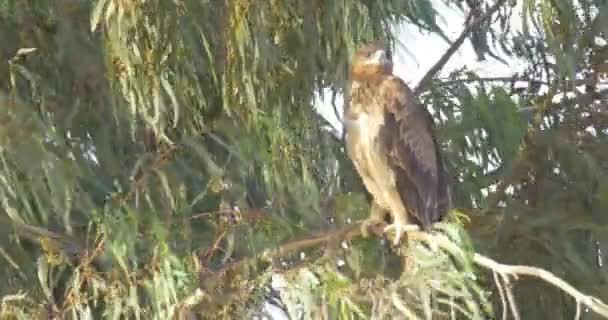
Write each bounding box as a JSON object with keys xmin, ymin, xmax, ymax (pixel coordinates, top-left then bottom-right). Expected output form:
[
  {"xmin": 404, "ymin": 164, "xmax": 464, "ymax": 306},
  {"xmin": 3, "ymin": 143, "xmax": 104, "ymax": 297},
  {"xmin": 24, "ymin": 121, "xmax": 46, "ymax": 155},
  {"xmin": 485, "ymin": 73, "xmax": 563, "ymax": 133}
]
[{"xmin": 344, "ymin": 41, "xmax": 451, "ymax": 245}]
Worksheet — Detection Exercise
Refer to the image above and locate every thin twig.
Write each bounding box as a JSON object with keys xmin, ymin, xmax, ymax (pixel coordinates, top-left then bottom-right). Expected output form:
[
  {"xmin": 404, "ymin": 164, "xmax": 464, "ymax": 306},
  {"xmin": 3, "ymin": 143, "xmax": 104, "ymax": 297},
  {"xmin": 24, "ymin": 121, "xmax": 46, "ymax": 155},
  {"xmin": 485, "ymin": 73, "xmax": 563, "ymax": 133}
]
[
  {"xmin": 201, "ymin": 229, "xmax": 227, "ymax": 263},
  {"xmin": 392, "ymin": 292, "xmax": 422, "ymax": 320},
  {"xmin": 436, "ymin": 297, "xmax": 473, "ymax": 319},
  {"xmin": 493, "ymin": 271, "xmax": 508, "ymax": 320},
  {"xmin": 414, "ymin": 0, "xmax": 508, "ymax": 95},
  {"xmin": 473, "ymin": 254, "xmax": 608, "ymax": 317},
  {"xmin": 501, "ymin": 274, "xmax": 521, "ymax": 320}
]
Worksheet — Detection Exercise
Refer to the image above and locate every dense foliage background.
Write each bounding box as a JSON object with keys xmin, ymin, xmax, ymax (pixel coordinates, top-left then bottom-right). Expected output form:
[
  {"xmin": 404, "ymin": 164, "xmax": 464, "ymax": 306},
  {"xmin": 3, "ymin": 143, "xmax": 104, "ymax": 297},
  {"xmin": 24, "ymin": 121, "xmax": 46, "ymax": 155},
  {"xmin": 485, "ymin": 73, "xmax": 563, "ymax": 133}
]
[{"xmin": 0, "ymin": 0, "xmax": 607, "ymax": 319}]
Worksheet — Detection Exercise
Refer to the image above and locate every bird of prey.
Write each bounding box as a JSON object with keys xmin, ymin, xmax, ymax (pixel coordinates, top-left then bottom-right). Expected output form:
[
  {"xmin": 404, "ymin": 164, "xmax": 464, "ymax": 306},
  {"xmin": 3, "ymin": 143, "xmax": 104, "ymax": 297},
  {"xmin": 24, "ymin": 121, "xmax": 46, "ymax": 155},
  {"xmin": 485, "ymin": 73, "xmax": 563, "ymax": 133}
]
[{"xmin": 344, "ymin": 41, "xmax": 451, "ymax": 245}]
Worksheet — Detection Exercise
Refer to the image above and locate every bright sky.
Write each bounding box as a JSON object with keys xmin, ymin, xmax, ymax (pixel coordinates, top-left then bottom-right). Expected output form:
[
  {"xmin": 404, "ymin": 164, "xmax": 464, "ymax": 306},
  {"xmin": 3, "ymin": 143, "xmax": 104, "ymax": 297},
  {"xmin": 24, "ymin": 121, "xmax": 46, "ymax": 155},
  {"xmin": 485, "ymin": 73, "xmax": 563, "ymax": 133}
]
[{"xmin": 315, "ymin": 0, "xmax": 526, "ymax": 137}]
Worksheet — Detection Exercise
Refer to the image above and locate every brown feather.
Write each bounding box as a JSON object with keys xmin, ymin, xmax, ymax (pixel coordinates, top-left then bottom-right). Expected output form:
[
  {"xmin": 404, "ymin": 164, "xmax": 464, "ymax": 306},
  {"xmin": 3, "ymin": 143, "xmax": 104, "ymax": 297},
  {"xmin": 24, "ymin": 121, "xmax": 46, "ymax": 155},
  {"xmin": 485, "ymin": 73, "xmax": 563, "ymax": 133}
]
[{"xmin": 379, "ymin": 76, "xmax": 450, "ymax": 226}]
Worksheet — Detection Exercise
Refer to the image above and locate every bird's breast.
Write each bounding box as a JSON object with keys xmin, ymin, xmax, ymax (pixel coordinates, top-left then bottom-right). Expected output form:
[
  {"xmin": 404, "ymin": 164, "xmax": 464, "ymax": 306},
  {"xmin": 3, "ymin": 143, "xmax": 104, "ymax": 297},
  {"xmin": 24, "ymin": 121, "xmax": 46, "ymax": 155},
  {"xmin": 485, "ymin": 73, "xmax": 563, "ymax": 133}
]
[{"xmin": 345, "ymin": 109, "xmax": 385, "ymax": 153}]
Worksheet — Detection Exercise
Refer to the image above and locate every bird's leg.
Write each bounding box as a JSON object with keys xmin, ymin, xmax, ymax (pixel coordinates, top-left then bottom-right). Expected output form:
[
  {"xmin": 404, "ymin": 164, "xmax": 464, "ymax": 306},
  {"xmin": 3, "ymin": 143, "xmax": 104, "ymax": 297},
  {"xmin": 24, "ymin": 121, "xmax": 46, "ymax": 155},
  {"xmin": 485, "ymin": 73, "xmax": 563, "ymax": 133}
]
[
  {"xmin": 360, "ymin": 202, "xmax": 386, "ymax": 238},
  {"xmin": 383, "ymin": 209, "xmax": 411, "ymax": 246}
]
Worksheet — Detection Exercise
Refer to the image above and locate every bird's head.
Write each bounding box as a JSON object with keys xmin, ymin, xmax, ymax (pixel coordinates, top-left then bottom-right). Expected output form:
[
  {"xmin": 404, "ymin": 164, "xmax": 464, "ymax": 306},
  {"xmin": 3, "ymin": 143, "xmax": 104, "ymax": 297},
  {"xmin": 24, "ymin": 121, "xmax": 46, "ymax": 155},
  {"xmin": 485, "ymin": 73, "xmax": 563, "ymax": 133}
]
[{"xmin": 350, "ymin": 41, "xmax": 393, "ymax": 81}]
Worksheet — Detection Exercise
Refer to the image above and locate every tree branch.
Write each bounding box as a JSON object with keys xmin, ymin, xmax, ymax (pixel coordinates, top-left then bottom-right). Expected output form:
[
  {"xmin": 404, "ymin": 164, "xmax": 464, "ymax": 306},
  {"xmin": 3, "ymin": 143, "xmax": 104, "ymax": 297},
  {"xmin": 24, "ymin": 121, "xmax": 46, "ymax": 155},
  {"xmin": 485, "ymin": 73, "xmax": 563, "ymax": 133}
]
[
  {"xmin": 414, "ymin": 0, "xmax": 508, "ymax": 96},
  {"xmin": 473, "ymin": 254, "xmax": 608, "ymax": 317},
  {"xmin": 202, "ymin": 221, "xmax": 608, "ymax": 319},
  {"xmin": 408, "ymin": 228, "xmax": 608, "ymax": 318}
]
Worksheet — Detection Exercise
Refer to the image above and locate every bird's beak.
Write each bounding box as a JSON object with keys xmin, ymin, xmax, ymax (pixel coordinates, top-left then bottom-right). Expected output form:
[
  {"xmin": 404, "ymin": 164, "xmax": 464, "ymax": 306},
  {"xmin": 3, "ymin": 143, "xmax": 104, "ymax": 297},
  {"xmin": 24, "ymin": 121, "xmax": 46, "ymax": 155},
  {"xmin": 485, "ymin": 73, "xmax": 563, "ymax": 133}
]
[{"xmin": 365, "ymin": 50, "xmax": 390, "ymax": 65}]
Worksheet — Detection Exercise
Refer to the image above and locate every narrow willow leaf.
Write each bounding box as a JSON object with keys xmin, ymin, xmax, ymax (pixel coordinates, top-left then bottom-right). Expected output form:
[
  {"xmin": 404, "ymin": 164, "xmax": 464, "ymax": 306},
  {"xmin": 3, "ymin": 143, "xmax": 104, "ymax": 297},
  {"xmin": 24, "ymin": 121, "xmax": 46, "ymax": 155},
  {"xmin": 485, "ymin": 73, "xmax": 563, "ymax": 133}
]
[
  {"xmin": 152, "ymin": 82, "xmax": 162, "ymax": 126},
  {"xmin": 104, "ymin": 0, "xmax": 116, "ymax": 27},
  {"xmin": 90, "ymin": 0, "xmax": 108, "ymax": 32},
  {"xmin": 109, "ymin": 298, "xmax": 122, "ymax": 320},
  {"xmin": 36, "ymin": 257, "xmax": 51, "ymax": 301},
  {"xmin": 153, "ymin": 168, "xmax": 176, "ymax": 211},
  {"xmin": 160, "ymin": 74, "xmax": 180, "ymax": 128}
]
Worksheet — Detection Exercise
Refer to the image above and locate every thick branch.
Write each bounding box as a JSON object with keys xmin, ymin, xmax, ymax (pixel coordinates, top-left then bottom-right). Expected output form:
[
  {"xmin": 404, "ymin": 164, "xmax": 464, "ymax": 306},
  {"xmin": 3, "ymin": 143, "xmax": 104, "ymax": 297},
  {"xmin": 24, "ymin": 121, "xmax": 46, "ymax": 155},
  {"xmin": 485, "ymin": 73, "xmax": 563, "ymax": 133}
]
[{"xmin": 414, "ymin": 0, "xmax": 508, "ymax": 96}]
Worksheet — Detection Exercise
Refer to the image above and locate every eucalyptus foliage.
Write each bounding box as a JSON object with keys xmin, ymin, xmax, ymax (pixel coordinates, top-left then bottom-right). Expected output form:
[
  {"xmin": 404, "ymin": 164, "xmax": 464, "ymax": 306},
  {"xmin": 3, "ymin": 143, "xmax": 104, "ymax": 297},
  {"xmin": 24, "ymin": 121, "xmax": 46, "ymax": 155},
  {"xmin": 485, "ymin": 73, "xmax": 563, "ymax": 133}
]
[{"xmin": 0, "ymin": 0, "xmax": 606, "ymax": 319}]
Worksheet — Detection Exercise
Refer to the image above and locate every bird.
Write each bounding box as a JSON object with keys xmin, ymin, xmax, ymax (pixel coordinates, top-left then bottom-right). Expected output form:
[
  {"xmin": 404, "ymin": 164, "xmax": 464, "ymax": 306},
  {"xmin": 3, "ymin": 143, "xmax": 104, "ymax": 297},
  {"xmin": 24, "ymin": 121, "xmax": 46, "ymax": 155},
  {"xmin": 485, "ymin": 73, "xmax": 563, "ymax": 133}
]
[{"xmin": 344, "ymin": 41, "xmax": 451, "ymax": 246}]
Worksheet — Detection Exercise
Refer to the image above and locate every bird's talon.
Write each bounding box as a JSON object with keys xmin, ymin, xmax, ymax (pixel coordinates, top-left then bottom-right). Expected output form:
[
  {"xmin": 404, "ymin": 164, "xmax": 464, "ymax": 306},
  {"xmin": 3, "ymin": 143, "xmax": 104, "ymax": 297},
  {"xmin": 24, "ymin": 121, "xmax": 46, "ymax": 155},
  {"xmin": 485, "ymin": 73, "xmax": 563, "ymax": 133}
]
[
  {"xmin": 383, "ymin": 222, "xmax": 412, "ymax": 246},
  {"xmin": 360, "ymin": 218, "xmax": 383, "ymax": 238}
]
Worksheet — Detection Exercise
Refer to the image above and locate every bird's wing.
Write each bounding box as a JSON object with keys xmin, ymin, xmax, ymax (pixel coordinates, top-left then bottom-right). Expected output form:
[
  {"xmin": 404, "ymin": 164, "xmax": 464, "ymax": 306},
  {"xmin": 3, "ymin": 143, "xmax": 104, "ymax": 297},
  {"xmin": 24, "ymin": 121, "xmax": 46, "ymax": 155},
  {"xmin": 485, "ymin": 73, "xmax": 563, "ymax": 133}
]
[{"xmin": 379, "ymin": 76, "xmax": 445, "ymax": 226}]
